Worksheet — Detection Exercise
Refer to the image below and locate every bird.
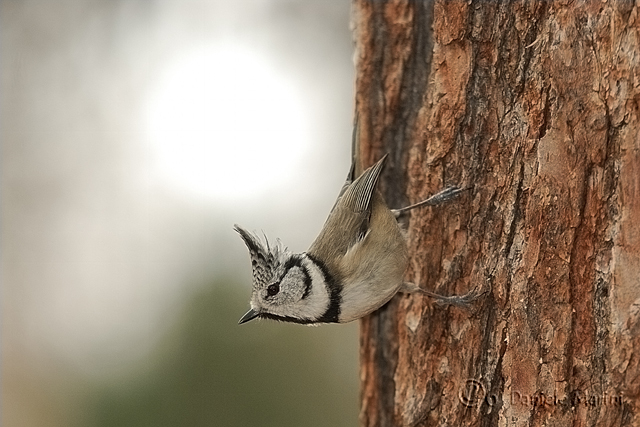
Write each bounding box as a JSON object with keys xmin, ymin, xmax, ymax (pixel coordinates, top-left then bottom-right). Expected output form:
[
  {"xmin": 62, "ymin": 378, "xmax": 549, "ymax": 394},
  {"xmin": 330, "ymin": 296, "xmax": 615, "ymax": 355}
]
[{"xmin": 234, "ymin": 153, "xmax": 481, "ymax": 325}]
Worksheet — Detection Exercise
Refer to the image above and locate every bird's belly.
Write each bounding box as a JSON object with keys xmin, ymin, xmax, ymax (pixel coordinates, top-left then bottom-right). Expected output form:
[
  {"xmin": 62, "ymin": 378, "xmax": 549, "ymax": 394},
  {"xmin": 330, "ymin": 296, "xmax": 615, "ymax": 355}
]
[{"xmin": 338, "ymin": 279, "xmax": 403, "ymax": 323}]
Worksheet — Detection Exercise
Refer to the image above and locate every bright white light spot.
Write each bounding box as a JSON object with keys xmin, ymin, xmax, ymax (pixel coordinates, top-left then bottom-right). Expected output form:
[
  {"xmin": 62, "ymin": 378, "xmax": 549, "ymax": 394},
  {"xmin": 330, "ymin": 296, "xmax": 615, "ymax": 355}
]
[{"xmin": 145, "ymin": 45, "xmax": 309, "ymax": 201}]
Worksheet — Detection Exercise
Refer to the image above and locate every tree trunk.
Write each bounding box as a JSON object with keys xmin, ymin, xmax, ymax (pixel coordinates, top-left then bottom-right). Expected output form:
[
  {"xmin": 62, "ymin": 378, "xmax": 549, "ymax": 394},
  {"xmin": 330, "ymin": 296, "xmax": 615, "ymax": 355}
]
[{"xmin": 353, "ymin": 1, "xmax": 640, "ymax": 426}]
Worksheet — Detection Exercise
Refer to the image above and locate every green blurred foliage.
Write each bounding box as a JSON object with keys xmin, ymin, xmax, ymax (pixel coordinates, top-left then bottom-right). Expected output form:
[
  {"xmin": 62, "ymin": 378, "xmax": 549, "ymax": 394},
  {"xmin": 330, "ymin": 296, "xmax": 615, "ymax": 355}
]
[{"xmin": 89, "ymin": 280, "xmax": 359, "ymax": 427}]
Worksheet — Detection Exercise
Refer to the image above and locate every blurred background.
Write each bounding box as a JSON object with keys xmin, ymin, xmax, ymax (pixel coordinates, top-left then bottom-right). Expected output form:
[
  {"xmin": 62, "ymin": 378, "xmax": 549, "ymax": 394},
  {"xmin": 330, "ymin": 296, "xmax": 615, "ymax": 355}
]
[{"xmin": 2, "ymin": 1, "xmax": 358, "ymax": 426}]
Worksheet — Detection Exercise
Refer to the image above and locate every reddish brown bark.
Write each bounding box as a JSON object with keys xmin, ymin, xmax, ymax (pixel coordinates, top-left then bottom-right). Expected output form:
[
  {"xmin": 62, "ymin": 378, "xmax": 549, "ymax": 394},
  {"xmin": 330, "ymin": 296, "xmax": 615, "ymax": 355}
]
[{"xmin": 353, "ymin": 1, "xmax": 640, "ymax": 426}]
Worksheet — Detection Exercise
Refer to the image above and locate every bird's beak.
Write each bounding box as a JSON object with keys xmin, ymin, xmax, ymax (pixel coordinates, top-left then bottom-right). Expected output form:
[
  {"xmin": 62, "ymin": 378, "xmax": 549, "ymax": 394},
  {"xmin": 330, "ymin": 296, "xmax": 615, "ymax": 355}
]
[{"xmin": 238, "ymin": 308, "xmax": 260, "ymax": 324}]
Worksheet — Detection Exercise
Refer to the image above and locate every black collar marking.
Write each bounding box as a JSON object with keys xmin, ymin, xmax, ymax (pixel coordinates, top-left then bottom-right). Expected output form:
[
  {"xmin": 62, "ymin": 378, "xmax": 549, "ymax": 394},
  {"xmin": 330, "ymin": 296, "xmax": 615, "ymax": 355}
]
[{"xmin": 304, "ymin": 252, "xmax": 342, "ymax": 323}]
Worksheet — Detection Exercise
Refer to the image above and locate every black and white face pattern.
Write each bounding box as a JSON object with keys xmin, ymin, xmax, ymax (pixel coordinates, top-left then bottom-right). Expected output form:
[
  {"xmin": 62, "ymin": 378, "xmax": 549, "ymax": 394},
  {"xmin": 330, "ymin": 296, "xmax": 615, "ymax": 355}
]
[{"xmin": 234, "ymin": 225, "xmax": 340, "ymax": 324}]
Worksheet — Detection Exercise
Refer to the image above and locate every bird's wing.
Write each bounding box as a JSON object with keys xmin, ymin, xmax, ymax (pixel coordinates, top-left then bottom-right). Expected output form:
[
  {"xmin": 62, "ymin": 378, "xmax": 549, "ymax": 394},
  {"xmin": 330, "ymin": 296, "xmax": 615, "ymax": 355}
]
[
  {"xmin": 307, "ymin": 155, "xmax": 388, "ymax": 266},
  {"xmin": 346, "ymin": 155, "xmax": 386, "ymax": 242},
  {"xmin": 340, "ymin": 154, "xmax": 387, "ymax": 214}
]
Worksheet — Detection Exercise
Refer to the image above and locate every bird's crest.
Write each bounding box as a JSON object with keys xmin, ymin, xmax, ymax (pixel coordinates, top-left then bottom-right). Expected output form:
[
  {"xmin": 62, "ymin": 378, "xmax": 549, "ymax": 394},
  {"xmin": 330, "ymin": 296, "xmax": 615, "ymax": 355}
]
[{"xmin": 234, "ymin": 224, "xmax": 286, "ymax": 290}]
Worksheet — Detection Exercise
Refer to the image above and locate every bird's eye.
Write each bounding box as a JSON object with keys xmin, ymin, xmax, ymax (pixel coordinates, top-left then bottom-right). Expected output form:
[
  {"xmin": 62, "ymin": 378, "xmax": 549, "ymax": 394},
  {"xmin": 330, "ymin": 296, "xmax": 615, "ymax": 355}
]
[{"xmin": 267, "ymin": 284, "xmax": 280, "ymax": 296}]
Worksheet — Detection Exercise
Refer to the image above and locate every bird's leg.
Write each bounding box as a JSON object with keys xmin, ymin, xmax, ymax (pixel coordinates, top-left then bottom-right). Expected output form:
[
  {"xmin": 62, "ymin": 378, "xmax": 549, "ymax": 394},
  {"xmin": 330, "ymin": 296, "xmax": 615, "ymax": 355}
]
[
  {"xmin": 392, "ymin": 186, "xmax": 466, "ymax": 218},
  {"xmin": 400, "ymin": 282, "xmax": 486, "ymax": 307},
  {"xmin": 394, "ymin": 185, "xmax": 480, "ymax": 306}
]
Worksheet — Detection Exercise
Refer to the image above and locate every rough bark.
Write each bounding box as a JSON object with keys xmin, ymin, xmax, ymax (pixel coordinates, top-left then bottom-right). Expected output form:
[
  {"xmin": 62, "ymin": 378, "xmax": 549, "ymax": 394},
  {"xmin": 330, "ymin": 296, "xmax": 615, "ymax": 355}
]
[{"xmin": 353, "ymin": 1, "xmax": 640, "ymax": 426}]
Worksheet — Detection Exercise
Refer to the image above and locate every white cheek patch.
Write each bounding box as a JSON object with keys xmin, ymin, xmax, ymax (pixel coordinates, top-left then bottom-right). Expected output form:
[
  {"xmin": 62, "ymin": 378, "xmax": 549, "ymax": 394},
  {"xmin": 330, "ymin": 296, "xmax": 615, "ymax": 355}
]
[{"xmin": 280, "ymin": 267, "xmax": 306, "ymax": 303}]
